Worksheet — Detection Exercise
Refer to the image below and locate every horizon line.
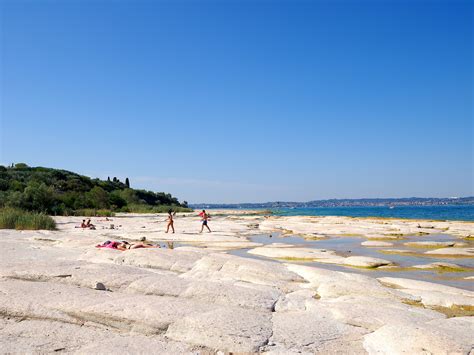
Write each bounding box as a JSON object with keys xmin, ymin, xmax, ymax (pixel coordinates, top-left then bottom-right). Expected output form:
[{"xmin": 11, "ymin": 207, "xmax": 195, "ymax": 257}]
[{"xmin": 189, "ymin": 196, "xmax": 474, "ymax": 205}]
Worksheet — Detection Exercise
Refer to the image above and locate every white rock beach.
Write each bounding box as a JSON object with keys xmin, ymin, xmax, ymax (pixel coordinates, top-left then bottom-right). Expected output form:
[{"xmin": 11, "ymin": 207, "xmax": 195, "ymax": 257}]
[{"xmin": 0, "ymin": 212, "xmax": 473, "ymax": 354}]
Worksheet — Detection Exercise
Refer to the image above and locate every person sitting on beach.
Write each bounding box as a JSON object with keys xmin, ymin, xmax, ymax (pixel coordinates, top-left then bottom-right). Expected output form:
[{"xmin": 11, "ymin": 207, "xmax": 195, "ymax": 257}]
[
  {"xmin": 85, "ymin": 219, "xmax": 96, "ymax": 230},
  {"xmin": 166, "ymin": 209, "xmax": 176, "ymax": 234},
  {"xmin": 199, "ymin": 210, "xmax": 212, "ymax": 233},
  {"xmin": 76, "ymin": 219, "xmax": 95, "ymax": 229}
]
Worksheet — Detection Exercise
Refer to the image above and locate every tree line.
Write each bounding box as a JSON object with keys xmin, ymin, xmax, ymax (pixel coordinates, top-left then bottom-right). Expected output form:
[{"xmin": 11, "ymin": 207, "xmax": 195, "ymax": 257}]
[{"xmin": 0, "ymin": 164, "xmax": 190, "ymax": 215}]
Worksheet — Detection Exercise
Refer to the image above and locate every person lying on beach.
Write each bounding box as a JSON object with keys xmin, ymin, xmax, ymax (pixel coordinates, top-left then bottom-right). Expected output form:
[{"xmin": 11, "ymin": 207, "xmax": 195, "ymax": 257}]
[
  {"xmin": 124, "ymin": 241, "xmax": 160, "ymax": 249},
  {"xmin": 166, "ymin": 209, "xmax": 176, "ymax": 234},
  {"xmin": 96, "ymin": 240, "xmax": 160, "ymax": 251},
  {"xmin": 85, "ymin": 219, "xmax": 96, "ymax": 229},
  {"xmin": 96, "ymin": 240, "xmax": 125, "ymax": 250},
  {"xmin": 199, "ymin": 210, "xmax": 212, "ymax": 233}
]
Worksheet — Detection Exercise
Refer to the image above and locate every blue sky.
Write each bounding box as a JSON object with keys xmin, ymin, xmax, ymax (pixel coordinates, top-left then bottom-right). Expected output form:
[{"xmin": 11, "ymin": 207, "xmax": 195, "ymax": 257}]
[{"xmin": 1, "ymin": 0, "xmax": 472, "ymax": 203}]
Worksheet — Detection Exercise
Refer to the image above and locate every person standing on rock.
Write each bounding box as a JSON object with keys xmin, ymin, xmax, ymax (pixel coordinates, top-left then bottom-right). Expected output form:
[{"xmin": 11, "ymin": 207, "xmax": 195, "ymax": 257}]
[
  {"xmin": 199, "ymin": 210, "xmax": 212, "ymax": 233},
  {"xmin": 166, "ymin": 209, "xmax": 176, "ymax": 233}
]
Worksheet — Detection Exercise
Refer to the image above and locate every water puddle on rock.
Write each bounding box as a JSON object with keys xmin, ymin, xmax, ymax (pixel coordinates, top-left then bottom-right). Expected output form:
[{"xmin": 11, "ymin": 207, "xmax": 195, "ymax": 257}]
[{"xmin": 229, "ymin": 233, "xmax": 474, "ymax": 291}]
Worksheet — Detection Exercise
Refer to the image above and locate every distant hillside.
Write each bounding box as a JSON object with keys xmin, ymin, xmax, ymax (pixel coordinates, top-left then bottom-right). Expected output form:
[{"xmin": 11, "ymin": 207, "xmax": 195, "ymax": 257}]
[
  {"xmin": 0, "ymin": 163, "xmax": 190, "ymax": 215},
  {"xmin": 191, "ymin": 197, "xmax": 474, "ymax": 209}
]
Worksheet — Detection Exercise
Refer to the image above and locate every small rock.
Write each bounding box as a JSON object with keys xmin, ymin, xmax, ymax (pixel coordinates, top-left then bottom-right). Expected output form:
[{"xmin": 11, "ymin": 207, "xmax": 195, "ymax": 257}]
[
  {"xmin": 343, "ymin": 256, "xmax": 392, "ymax": 268},
  {"xmin": 95, "ymin": 282, "xmax": 107, "ymax": 291}
]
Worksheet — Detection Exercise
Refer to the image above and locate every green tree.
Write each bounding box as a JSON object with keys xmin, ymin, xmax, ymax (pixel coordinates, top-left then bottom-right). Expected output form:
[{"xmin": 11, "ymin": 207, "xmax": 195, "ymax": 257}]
[
  {"xmin": 14, "ymin": 163, "xmax": 29, "ymax": 169},
  {"xmin": 125, "ymin": 177, "xmax": 130, "ymax": 188},
  {"xmin": 6, "ymin": 191, "xmax": 24, "ymax": 209},
  {"xmin": 86, "ymin": 186, "xmax": 110, "ymax": 209},
  {"xmin": 118, "ymin": 188, "xmax": 140, "ymax": 204},
  {"xmin": 22, "ymin": 181, "xmax": 56, "ymax": 213},
  {"xmin": 109, "ymin": 192, "xmax": 127, "ymax": 209},
  {"xmin": 0, "ymin": 179, "xmax": 9, "ymax": 191},
  {"xmin": 10, "ymin": 180, "xmax": 26, "ymax": 192}
]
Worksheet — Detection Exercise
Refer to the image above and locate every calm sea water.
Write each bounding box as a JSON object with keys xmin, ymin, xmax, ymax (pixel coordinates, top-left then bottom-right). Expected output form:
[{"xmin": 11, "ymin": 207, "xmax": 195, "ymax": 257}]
[{"xmin": 271, "ymin": 205, "xmax": 474, "ymax": 221}]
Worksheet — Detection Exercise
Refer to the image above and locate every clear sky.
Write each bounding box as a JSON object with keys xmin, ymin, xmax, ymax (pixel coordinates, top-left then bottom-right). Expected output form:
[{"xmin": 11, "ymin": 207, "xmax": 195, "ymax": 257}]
[{"xmin": 1, "ymin": 0, "xmax": 472, "ymax": 203}]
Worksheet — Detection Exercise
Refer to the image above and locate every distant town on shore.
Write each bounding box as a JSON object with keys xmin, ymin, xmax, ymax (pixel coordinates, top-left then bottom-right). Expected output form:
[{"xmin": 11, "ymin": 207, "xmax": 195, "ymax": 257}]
[{"xmin": 191, "ymin": 197, "xmax": 474, "ymax": 209}]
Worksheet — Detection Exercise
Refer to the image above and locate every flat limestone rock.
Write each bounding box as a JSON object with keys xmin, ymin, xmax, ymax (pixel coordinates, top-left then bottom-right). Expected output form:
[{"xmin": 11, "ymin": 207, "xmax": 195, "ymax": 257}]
[
  {"xmin": 126, "ymin": 273, "xmax": 281, "ymax": 311},
  {"xmin": 286, "ymin": 264, "xmax": 410, "ymax": 301},
  {"xmin": 400, "ymin": 289, "xmax": 474, "ymax": 308},
  {"xmin": 259, "ymin": 215, "xmax": 473, "ymax": 238},
  {"xmin": 361, "ymin": 241, "xmax": 393, "ymax": 247},
  {"xmin": 1, "ymin": 260, "xmax": 166, "ymax": 291},
  {"xmin": 166, "ymin": 308, "xmax": 272, "ymax": 352},
  {"xmin": 181, "ymin": 253, "xmax": 304, "ymax": 291},
  {"xmin": 0, "ymin": 318, "xmax": 192, "ymax": 354},
  {"xmin": 382, "ymin": 249, "xmax": 416, "ymax": 254},
  {"xmin": 405, "ymin": 241, "xmax": 455, "ymax": 247},
  {"xmin": 378, "ymin": 277, "xmax": 474, "ymax": 308},
  {"xmin": 343, "ymin": 256, "xmax": 392, "ymax": 268},
  {"xmin": 0, "ymin": 279, "xmax": 216, "ymax": 335},
  {"xmin": 319, "ymin": 295, "xmax": 444, "ymax": 331},
  {"xmin": 249, "ymin": 246, "xmax": 392, "ymax": 268},
  {"xmin": 425, "ymin": 247, "xmax": 474, "ymax": 256},
  {"xmin": 114, "ymin": 248, "xmax": 205, "ymax": 272},
  {"xmin": 248, "ymin": 246, "xmax": 343, "ymax": 262},
  {"xmin": 274, "ymin": 289, "xmax": 318, "ymax": 312},
  {"xmin": 266, "ymin": 309, "xmax": 367, "ymax": 354},
  {"xmin": 378, "ymin": 277, "xmax": 474, "ymax": 297},
  {"xmin": 363, "ymin": 317, "xmax": 474, "ymax": 355},
  {"xmin": 180, "ymin": 280, "xmax": 282, "ymax": 311},
  {"xmin": 125, "ymin": 274, "xmax": 191, "ymax": 297},
  {"xmin": 412, "ymin": 262, "xmax": 464, "ymax": 270}
]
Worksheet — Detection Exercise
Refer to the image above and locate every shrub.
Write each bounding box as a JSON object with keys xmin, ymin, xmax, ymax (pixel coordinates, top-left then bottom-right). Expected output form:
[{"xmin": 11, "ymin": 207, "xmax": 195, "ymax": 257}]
[{"xmin": 0, "ymin": 208, "xmax": 56, "ymax": 230}]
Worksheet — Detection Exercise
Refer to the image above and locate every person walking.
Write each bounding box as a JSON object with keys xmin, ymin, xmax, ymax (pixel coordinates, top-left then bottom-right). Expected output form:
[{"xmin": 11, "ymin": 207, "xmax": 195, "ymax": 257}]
[{"xmin": 199, "ymin": 210, "xmax": 211, "ymax": 233}]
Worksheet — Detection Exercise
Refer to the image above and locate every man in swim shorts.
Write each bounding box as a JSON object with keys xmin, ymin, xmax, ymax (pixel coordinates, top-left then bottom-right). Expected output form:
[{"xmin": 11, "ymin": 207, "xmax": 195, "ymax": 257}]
[{"xmin": 199, "ymin": 210, "xmax": 211, "ymax": 233}]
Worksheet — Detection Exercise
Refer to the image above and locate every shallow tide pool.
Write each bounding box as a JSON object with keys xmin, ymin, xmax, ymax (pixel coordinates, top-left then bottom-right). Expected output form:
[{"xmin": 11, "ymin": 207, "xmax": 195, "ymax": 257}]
[{"xmin": 229, "ymin": 233, "xmax": 474, "ymax": 291}]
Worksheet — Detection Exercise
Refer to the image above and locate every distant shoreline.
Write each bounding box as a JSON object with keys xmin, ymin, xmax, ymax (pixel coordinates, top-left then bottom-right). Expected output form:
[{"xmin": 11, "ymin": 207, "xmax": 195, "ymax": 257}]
[
  {"xmin": 195, "ymin": 205, "xmax": 474, "ymax": 222},
  {"xmin": 190, "ymin": 197, "xmax": 474, "ymax": 209}
]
